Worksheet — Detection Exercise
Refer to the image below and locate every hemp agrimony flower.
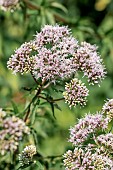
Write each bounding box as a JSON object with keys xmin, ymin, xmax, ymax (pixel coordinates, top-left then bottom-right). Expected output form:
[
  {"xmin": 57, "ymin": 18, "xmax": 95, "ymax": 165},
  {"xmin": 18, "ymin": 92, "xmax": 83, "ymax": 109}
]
[
  {"xmin": 7, "ymin": 25, "xmax": 106, "ymax": 109},
  {"xmin": 63, "ymin": 99, "xmax": 113, "ymax": 169},
  {"xmin": 7, "ymin": 25, "xmax": 78, "ymax": 82},
  {"xmin": 7, "ymin": 25, "xmax": 106, "ymax": 84},
  {"xmin": 63, "ymin": 78, "xmax": 89, "ymax": 108},
  {"xmin": 74, "ymin": 41, "xmax": 106, "ymax": 85},
  {"xmin": 0, "ymin": 111, "xmax": 30, "ymax": 155},
  {"xmin": 7, "ymin": 42, "xmax": 35, "ymax": 74},
  {"xmin": 69, "ymin": 113, "xmax": 108, "ymax": 145},
  {"xmin": 63, "ymin": 147, "xmax": 113, "ymax": 170},
  {"xmin": 19, "ymin": 145, "xmax": 36, "ymax": 166},
  {"xmin": 96, "ymin": 133, "xmax": 113, "ymax": 152}
]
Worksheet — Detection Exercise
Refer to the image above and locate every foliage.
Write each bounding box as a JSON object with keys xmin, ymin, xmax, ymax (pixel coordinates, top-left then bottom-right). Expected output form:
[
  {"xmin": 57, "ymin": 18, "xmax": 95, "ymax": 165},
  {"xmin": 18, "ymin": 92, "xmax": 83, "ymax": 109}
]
[{"xmin": 0, "ymin": 0, "xmax": 113, "ymax": 169}]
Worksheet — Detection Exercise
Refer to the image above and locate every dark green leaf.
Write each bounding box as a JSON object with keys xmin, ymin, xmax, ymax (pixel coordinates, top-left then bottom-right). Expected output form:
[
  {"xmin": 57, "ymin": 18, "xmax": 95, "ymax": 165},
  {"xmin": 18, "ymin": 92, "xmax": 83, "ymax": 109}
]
[
  {"xmin": 51, "ymin": 2, "xmax": 68, "ymax": 13},
  {"xmin": 50, "ymin": 102, "xmax": 56, "ymax": 119},
  {"xmin": 35, "ymin": 161, "xmax": 44, "ymax": 170},
  {"xmin": 31, "ymin": 108, "xmax": 36, "ymax": 125},
  {"xmin": 53, "ymin": 103, "xmax": 62, "ymax": 111},
  {"xmin": 31, "ymin": 128, "xmax": 38, "ymax": 145},
  {"xmin": 11, "ymin": 101, "xmax": 19, "ymax": 115}
]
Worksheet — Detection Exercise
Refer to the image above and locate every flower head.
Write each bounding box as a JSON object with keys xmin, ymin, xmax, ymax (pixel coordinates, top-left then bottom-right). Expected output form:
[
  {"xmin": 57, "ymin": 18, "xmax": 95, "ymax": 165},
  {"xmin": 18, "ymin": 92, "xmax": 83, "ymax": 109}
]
[
  {"xmin": 74, "ymin": 42, "xmax": 106, "ymax": 84},
  {"xmin": 33, "ymin": 25, "xmax": 78, "ymax": 82},
  {"xmin": 63, "ymin": 148, "xmax": 85, "ymax": 170},
  {"xmin": 7, "ymin": 42, "xmax": 35, "ymax": 74},
  {"xmin": 63, "ymin": 101, "xmax": 113, "ymax": 170},
  {"xmin": 69, "ymin": 113, "xmax": 108, "ymax": 145},
  {"xmin": 19, "ymin": 145, "xmax": 36, "ymax": 166},
  {"xmin": 63, "ymin": 146, "xmax": 113, "ymax": 170},
  {"xmin": 7, "ymin": 25, "xmax": 78, "ymax": 83},
  {"xmin": 96, "ymin": 133, "xmax": 113, "ymax": 152},
  {"xmin": 34, "ymin": 25, "xmax": 71, "ymax": 46},
  {"xmin": 63, "ymin": 78, "xmax": 89, "ymax": 108},
  {"xmin": 0, "ymin": 113, "xmax": 30, "ymax": 155},
  {"xmin": 8, "ymin": 25, "xmax": 106, "ymax": 85}
]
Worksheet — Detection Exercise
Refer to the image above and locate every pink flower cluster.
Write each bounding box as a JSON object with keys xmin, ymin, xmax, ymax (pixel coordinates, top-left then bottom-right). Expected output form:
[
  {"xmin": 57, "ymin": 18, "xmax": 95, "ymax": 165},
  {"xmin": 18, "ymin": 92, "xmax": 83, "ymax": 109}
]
[
  {"xmin": 63, "ymin": 99, "xmax": 113, "ymax": 169},
  {"xmin": 97, "ymin": 133, "xmax": 113, "ymax": 151},
  {"xmin": 0, "ymin": 109, "xmax": 30, "ymax": 155},
  {"xmin": 63, "ymin": 78, "xmax": 89, "ymax": 108},
  {"xmin": 63, "ymin": 147, "xmax": 113, "ymax": 170},
  {"xmin": 7, "ymin": 25, "xmax": 78, "ymax": 82},
  {"xmin": 7, "ymin": 25, "xmax": 106, "ymax": 84},
  {"xmin": 7, "ymin": 25, "xmax": 106, "ymax": 108},
  {"xmin": 7, "ymin": 42, "xmax": 35, "ymax": 74},
  {"xmin": 69, "ymin": 113, "xmax": 108, "ymax": 145},
  {"xmin": 74, "ymin": 42, "xmax": 106, "ymax": 84}
]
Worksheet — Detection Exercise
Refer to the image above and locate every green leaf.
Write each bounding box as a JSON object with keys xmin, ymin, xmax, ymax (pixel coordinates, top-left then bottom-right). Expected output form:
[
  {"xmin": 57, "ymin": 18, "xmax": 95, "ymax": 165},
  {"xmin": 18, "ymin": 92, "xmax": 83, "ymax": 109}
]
[
  {"xmin": 40, "ymin": 102, "xmax": 48, "ymax": 105},
  {"xmin": 17, "ymin": 165, "xmax": 29, "ymax": 170},
  {"xmin": 51, "ymin": 2, "xmax": 68, "ymax": 13},
  {"xmin": 50, "ymin": 102, "xmax": 56, "ymax": 119},
  {"xmin": 31, "ymin": 128, "xmax": 38, "ymax": 145},
  {"xmin": 40, "ymin": 7, "xmax": 47, "ymax": 26},
  {"xmin": 11, "ymin": 101, "xmax": 19, "ymax": 115},
  {"xmin": 31, "ymin": 100, "xmax": 39, "ymax": 124},
  {"xmin": 45, "ymin": 10, "xmax": 55, "ymax": 25},
  {"xmin": 31, "ymin": 108, "xmax": 36, "ymax": 125},
  {"xmin": 17, "ymin": 162, "xmax": 33, "ymax": 170},
  {"xmin": 54, "ymin": 103, "xmax": 62, "ymax": 111},
  {"xmin": 35, "ymin": 161, "xmax": 44, "ymax": 170},
  {"xmin": 10, "ymin": 150, "xmax": 14, "ymax": 164}
]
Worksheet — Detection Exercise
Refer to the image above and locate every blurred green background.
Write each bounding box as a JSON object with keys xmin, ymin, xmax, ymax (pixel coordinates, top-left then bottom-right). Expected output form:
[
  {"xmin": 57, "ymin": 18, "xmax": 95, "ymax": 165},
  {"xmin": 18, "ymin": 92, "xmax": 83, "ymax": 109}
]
[{"xmin": 0, "ymin": 0, "xmax": 113, "ymax": 169}]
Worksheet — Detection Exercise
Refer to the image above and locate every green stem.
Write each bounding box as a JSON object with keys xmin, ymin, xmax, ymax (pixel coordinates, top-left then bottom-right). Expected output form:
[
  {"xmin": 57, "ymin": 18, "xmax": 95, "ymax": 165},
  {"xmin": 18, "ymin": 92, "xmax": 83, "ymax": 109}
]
[
  {"xmin": 30, "ymin": 71, "xmax": 41, "ymax": 86},
  {"xmin": 43, "ymin": 154, "xmax": 63, "ymax": 160},
  {"xmin": 35, "ymin": 153, "xmax": 63, "ymax": 162},
  {"xmin": 38, "ymin": 95, "xmax": 64, "ymax": 102},
  {"xmin": 24, "ymin": 85, "xmax": 43, "ymax": 122},
  {"xmin": 24, "ymin": 93, "xmax": 37, "ymax": 122}
]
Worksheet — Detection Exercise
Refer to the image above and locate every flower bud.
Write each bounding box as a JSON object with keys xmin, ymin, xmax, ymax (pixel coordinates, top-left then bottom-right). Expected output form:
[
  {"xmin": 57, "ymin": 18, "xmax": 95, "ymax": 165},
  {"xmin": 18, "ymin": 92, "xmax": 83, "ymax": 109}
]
[{"xmin": 19, "ymin": 145, "xmax": 36, "ymax": 166}]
